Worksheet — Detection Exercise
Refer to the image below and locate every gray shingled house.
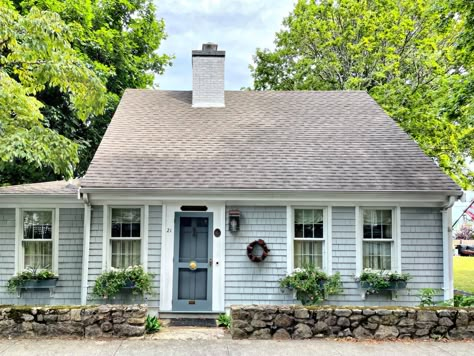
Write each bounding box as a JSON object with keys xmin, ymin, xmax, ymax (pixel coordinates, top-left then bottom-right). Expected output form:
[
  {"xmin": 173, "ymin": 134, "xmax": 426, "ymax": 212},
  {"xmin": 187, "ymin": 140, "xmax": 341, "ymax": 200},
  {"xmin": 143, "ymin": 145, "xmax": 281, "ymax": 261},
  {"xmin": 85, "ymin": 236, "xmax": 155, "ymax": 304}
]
[{"xmin": 0, "ymin": 44, "xmax": 463, "ymax": 313}]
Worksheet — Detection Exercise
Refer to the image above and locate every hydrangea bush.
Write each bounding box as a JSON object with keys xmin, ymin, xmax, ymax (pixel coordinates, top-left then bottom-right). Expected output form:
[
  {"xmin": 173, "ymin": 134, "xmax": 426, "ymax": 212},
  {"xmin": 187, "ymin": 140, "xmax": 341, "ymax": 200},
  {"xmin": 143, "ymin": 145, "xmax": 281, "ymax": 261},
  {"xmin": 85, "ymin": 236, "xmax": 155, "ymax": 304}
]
[{"xmin": 454, "ymin": 224, "xmax": 474, "ymax": 240}]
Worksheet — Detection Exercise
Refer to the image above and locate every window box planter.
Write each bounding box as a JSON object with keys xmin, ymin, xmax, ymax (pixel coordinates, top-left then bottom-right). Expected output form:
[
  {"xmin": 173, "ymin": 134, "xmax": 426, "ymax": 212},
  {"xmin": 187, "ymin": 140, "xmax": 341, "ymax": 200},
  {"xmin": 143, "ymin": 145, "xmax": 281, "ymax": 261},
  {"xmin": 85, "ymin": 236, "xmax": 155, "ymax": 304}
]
[
  {"xmin": 359, "ymin": 280, "xmax": 407, "ymax": 290},
  {"xmin": 17, "ymin": 278, "xmax": 58, "ymax": 297},
  {"xmin": 21, "ymin": 278, "xmax": 59, "ymax": 289}
]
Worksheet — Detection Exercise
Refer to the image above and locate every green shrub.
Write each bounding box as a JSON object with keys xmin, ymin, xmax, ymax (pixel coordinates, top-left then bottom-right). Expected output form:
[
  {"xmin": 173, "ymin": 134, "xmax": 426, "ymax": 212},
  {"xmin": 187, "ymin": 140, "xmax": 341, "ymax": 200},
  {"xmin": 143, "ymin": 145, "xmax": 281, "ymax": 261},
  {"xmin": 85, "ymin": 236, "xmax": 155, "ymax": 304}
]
[
  {"xmin": 145, "ymin": 315, "xmax": 162, "ymax": 333},
  {"xmin": 279, "ymin": 265, "xmax": 342, "ymax": 305},
  {"xmin": 92, "ymin": 265, "xmax": 154, "ymax": 299},
  {"xmin": 216, "ymin": 313, "xmax": 231, "ymax": 328},
  {"xmin": 453, "ymin": 294, "xmax": 474, "ymax": 307},
  {"xmin": 7, "ymin": 267, "xmax": 56, "ymax": 294}
]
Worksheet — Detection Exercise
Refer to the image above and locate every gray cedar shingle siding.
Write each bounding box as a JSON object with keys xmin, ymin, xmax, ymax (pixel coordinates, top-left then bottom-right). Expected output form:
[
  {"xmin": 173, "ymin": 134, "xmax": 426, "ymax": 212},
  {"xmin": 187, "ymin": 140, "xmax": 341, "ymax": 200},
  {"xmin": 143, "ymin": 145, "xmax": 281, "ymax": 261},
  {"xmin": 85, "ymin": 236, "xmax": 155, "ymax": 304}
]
[
  {"xmin": 222, "ymin": 206, "xmax": 445, "ymax": 307},
  {"xmin": 0, "ymin": 208, "xmax": 83, "ymax": 305},
  {"xmin": 82, "ymin": 90, "xmax": 460, "ymax": 194},
  {"xmin": 225, "ymin": 206, "xmax": 294, "ymax": 306},
  {"xmin": 86, "ymin": 205, "xmax": 161, "ymax": 309}
]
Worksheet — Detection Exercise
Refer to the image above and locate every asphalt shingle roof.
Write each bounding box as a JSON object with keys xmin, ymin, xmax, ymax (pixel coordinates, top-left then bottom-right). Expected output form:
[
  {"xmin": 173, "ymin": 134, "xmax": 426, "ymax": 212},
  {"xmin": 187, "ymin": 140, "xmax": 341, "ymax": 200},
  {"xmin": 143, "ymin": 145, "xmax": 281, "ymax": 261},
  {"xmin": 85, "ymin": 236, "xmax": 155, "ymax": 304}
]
[
  {"xmin": 0, "ymin": 179, "xmax": 79, "ymax": 195},
  {"xmin": 81, "ymin": 90, "xmax": 461, "ymax": 193}
]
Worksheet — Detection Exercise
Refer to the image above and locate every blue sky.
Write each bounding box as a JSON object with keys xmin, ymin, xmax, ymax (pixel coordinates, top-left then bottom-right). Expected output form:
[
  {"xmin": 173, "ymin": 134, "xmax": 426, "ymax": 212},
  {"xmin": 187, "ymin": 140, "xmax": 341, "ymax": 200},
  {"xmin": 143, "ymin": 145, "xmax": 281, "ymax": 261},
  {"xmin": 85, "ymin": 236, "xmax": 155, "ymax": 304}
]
[{"xmin": 154, "ymin": 0, "xmax": 295, "ymax": 90}]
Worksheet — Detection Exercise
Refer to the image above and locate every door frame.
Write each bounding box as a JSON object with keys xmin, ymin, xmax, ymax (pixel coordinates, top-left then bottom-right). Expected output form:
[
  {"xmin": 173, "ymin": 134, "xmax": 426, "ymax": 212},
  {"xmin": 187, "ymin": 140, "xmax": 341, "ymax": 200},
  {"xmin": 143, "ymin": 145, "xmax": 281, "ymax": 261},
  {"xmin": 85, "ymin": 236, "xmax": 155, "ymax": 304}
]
[
  {"xmin": 172, "ymin": 212, "xmax": 213, "ymax": 311},
  {"xmin": 160, "ymin": 202, "xmax": 226, "ymax": 313}
]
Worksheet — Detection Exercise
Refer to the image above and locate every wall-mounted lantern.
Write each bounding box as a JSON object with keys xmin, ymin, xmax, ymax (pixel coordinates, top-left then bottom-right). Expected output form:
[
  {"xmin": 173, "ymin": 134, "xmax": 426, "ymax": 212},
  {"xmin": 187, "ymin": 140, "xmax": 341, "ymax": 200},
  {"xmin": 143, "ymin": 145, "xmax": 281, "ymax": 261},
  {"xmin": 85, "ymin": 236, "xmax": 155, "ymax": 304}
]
[{"xmin": 228, "ymin": 210, "xmax": 240, "ymax": 232}]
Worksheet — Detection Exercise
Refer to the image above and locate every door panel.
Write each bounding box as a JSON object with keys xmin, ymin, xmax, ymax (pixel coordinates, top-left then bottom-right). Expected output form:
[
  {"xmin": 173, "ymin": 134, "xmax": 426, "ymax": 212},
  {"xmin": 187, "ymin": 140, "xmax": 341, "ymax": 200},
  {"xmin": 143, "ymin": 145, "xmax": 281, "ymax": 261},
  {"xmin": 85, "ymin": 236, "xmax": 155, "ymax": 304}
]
[{"xmin": 172, "ymin": 213, "xmax": 213, "ymax": 311}]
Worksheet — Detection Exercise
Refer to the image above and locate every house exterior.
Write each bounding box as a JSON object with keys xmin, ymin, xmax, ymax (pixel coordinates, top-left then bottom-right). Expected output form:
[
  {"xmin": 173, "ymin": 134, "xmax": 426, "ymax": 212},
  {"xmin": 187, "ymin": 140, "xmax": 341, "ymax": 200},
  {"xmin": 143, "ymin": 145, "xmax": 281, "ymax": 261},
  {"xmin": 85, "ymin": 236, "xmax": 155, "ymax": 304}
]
[{"xmin": 0, "ymin": 44, "xmax": 463, "ymax": 313}]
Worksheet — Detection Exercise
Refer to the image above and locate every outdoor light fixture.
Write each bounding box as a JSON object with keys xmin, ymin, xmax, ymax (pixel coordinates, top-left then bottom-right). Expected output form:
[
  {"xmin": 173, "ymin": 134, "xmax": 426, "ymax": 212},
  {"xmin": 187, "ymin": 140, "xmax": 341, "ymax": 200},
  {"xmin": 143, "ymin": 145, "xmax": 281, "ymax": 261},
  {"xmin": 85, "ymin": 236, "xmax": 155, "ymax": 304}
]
[{"xmin": 228, "ymin": 210, "xmax": 240, "ymax": 232}]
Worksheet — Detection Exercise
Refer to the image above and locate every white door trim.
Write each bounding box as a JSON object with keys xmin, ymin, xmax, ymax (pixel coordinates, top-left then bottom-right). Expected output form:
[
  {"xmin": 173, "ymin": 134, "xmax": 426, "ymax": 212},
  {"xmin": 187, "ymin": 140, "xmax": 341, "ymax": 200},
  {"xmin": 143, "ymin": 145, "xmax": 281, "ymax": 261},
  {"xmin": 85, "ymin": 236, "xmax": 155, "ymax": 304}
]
[{"xmin": 159, "ymin": 202, "xmax": 225, "ymax": 312}]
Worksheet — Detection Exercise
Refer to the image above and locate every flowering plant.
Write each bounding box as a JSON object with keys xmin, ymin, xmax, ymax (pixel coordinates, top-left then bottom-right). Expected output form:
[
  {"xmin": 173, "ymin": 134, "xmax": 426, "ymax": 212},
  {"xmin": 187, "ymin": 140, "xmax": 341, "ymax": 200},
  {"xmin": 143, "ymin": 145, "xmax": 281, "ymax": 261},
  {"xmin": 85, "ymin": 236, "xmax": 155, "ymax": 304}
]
[
  {"xmin": 92, "ymin": 265, "xmax": 154, "ymax": 299},
  {"xmin": 355, "ymin": 268, "xmax": 410, "ymax": 294},
  {"xmin": 279, "ymin": 265, "xmax": 342, "ymax": 305},
  {"xmin": 6, "ymin": 266, "xmax": 57, "ymax": 293},
  {"xmin": 454, "ymin": 224, "xmax": 474, "ymax": 240}
]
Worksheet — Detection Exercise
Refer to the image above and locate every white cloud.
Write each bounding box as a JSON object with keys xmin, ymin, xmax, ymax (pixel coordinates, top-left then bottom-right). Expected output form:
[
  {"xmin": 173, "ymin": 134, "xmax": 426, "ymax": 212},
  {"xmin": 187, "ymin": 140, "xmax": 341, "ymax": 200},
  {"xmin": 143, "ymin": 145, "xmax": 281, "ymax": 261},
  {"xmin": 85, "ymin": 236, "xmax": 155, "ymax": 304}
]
[{"xmin": 154, "ymin": 0, "xmax": 295, "ymax": 90}]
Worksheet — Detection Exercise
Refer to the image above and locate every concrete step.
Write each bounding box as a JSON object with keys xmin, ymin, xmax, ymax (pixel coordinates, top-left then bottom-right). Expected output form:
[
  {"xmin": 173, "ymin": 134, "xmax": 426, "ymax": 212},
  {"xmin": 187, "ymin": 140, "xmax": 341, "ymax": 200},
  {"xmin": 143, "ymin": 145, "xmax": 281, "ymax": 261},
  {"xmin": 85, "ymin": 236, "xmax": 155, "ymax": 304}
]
[{"xmin": 159, "ymin": 312, "xmax": 220, "ymax": 327}]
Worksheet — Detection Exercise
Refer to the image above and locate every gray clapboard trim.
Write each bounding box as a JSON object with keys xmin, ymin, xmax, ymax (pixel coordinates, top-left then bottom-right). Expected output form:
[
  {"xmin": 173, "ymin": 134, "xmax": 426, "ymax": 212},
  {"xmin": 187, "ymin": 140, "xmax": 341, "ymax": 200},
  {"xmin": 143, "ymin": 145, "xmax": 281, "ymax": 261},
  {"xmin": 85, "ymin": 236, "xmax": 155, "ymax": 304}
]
[
  {"xmin": 0, "ymin": 208, "xmax": 84, "ymax": 305},
  {"xmin": 225, "ymin": 206, "xmax": 294, "ymax": 306}
]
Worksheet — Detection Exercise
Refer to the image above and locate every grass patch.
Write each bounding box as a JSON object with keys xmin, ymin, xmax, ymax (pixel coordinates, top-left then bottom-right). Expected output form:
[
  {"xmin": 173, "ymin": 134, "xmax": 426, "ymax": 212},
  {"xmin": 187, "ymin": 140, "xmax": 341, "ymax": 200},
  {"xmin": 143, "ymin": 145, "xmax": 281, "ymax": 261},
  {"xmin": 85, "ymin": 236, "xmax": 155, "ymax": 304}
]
[{"xmin": 453, "ymin": 256, "xmax": 474, "ymax": 294}]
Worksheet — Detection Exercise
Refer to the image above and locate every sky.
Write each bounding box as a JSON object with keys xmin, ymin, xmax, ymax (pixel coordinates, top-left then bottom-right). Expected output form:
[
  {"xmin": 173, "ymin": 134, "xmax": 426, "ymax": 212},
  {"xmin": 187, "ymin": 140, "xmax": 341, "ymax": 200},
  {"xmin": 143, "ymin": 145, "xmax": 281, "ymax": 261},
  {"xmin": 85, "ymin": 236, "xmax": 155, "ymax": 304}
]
[{"xmin": 154, "ymin": 0, "xmax": 295, "ymax": 90}]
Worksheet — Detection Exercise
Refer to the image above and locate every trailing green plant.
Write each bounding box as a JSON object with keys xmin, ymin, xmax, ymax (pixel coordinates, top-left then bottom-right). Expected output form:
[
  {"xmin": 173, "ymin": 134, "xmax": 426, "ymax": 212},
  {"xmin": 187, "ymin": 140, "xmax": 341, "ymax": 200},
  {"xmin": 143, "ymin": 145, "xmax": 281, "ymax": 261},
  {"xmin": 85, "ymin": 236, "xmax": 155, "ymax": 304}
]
[
  {"xmin": 6, "ymin": 266, "xmax": 57, "ymax": 294},
  {"xmin": 279, "ymin": 265, "xmax": 342, "ymax": 305},
  {"xmin": 356, "ymin": 269, "xmax": 411, "ymax": 295},
  {"xmin": 418, "ymin": 288, "xmax": 442, "ymax": 307},
  {"xmin": 216, "ymin": 313, "xmax": 231, "ymax": 329},
  {"xmin": 145, "ymin": 315, "xmax": 162, "ymax": 334},
  {"xmin": 92, "ymin": 265, "xmax": 154, "ymax": 299}
]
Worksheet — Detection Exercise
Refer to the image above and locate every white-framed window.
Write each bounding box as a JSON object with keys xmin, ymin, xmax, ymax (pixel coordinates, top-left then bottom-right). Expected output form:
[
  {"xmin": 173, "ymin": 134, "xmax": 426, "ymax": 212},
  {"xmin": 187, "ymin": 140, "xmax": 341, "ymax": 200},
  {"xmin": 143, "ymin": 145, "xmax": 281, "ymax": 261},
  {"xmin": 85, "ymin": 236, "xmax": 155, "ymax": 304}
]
[
  {"xmin": 361, "ymin": 208, "xmax": 395, "ymax": 270},
  {"xmin": 21, "ymin": 209, "xmax": 56, "ymax": 271},
  {"xmin": 292, "ymin": 208, "xmax": 327, "ymax": 269},
  {"xmin": 109, "ymin": 207, "xmax": 143, "ymax": 269}
]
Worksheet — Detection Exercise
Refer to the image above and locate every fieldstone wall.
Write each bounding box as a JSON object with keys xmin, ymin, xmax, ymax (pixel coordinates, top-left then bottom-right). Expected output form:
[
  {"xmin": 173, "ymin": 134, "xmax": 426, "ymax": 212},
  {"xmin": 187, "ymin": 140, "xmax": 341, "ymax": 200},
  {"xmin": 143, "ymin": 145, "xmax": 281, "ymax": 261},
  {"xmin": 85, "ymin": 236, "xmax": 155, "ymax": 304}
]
[
  {"xmin": 0, "ymin": 304, "xmax": 147, "ymax": 338},
  {"xmin": 230, "ymin": 305, "xmax": 474, "ymax": 340}
]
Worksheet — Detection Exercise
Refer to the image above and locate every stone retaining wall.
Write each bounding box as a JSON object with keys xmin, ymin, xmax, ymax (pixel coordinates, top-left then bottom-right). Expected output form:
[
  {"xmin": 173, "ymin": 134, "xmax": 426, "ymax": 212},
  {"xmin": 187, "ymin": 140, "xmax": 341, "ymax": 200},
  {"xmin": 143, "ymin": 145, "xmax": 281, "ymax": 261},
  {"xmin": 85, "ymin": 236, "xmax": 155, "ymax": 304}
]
[
  {"xmin": 0, "ymin": 304, "xmax": 147, "ymax": 338},
  {"xmin": 230, "ymin": 305, "xmax": 474, "ymax": 340}
]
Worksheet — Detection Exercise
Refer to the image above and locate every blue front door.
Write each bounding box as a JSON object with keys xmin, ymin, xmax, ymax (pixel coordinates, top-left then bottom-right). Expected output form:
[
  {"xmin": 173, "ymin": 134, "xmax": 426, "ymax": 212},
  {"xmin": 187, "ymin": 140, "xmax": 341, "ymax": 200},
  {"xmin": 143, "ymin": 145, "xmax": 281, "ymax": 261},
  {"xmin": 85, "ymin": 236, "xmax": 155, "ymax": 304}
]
[{"xmin": 172, "ymin": 212, "xmax": 213, "ymax": 311}]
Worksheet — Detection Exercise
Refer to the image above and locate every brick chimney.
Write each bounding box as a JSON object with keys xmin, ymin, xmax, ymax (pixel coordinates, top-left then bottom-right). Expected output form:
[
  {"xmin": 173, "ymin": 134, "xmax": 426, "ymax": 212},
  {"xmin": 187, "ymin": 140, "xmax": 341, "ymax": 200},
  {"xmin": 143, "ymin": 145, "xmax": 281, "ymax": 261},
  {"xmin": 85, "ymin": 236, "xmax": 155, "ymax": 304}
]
[{"xmin": 192, "ymin": 43, "xmax": 225, "ymax": 107}]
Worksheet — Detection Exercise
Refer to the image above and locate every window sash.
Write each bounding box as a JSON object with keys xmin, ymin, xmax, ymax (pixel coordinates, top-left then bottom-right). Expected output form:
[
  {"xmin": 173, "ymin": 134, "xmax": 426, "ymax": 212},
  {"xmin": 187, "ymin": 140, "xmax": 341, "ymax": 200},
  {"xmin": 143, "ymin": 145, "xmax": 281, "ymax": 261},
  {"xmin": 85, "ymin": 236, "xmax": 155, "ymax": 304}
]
[
  {"xmin": 362, "ymin": 209, "xmax": 392, "ymax": 239},
  {"xmin": 294, "ymin": 240, "xmax": 323, "ymax": 269},
  {"xmin": 23, "ymin": 240, "xmax": 53, "ymax": 270},
  {"xmin": 109, "ymin": 207, "xmax": 143, "ymax": 269},
  {"xmin": 294, "ymin": 208, "xmax": 325, "ymax": 239},
  {"xmin": 23, "ymin": 210, "xmax": 53, "ymax": 240},
  {"xmin": 111, "ymin": 239, "xmax": 141, "ymax": 269},
  {"xmin": 363, "ymin": 241, "xmax": 392, "ymax": 270}
]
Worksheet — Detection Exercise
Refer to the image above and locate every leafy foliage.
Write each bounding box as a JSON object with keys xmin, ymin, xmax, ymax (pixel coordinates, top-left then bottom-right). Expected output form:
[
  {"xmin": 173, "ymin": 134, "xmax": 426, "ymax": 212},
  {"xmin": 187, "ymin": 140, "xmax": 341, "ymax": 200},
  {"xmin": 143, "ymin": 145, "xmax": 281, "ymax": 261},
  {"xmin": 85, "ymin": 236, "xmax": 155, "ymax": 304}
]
[
  {"xmin": 2, "ymin": 0, "xmax": 171, "ymax": 185},
  {"xmin": 216, "ymin": 313, "xmax": 231, "ymax": 329},
  {"xmin": 7, "ymin": 267, "xmax": 57, "ymax": 293},
  {"xmin": 251, "ymin": 0, "xmax": 474, "ymax": 189},
  {"xmin": 419, "ymin": 289, "xmax": 474, "ymax": 307},
  {"xmin": 92, "ymin": 265, "xmax": 154, "ymax": 299},
  {"xmin": 418, "ymin": 288, "xmax": 442, "ymax": 306},
  {"xmin": 0, "ymin": 3, "xmax": 107, "ymax": 181},
  {"xmin": 145, "ymin": 315, "xmax": 162, "ymax": 333},
  {"xmin": 356, "ymin": 269, "xmax": 411, "ymax": 294},
  {"xmin": 454, "ymin": 224, "xmax": 474, "ymax": 240},
  {"xmin": 279, "ymin": 265, "xmax": 342, "ymax": 305}
]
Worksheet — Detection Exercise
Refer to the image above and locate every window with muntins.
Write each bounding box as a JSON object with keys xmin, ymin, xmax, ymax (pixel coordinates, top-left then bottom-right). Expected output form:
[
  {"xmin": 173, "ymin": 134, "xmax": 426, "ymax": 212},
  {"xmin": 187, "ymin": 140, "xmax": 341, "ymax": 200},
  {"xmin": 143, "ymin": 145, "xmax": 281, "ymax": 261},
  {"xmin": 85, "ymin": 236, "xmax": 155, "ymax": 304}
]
[
  {"xmin": 22, "ymin": 210, "xmax": 54, "ymax": 269},
  {"xmin": 110, "ymin": 208, "xmax": 141, "ymax": 268},
  {"xmin": 362, "ymin": 209, "xmax": 393, "ymax": 270},
  {"xmin": 294, "ymin": 208, "xmax": 324, "ymax": 268}
]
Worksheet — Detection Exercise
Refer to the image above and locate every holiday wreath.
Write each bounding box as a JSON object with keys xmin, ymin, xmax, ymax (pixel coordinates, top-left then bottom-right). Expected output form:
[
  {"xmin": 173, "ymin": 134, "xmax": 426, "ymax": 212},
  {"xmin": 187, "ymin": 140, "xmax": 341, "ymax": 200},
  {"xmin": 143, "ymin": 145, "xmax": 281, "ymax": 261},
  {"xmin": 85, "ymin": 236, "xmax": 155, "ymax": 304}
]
[{"xmin": 246, "ymin": 239, "xmax": 270, "ymax": 262}]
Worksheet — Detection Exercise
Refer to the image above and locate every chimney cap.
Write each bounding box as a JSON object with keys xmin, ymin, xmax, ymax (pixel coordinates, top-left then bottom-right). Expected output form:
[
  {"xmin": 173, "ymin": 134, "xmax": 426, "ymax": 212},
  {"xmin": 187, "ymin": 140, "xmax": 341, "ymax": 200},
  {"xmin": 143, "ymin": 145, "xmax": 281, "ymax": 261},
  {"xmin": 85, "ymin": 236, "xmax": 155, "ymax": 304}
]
[{"xmin": 192, "ymin": 42, "xmax": 225, "ymax": 57}]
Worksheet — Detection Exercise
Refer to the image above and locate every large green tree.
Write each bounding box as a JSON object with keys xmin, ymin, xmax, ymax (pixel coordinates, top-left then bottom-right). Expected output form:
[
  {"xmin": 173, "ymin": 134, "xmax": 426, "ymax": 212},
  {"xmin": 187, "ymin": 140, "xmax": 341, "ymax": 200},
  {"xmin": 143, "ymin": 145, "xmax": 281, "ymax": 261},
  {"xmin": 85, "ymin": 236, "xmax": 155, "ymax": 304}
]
[
  {"xmin": 2, "ymin": 0, "xmax": 171, "ymax": 185},
  {"xmin": 251, "ymin": 0, "xmax": 474, "ymax": 189},
  {"xmin": 0, "ymin": 3, "xmax": 107, "ymax": 181}
]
